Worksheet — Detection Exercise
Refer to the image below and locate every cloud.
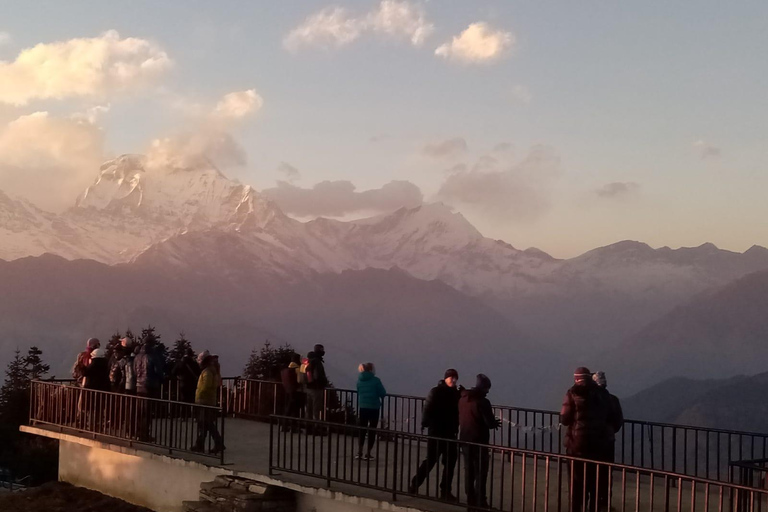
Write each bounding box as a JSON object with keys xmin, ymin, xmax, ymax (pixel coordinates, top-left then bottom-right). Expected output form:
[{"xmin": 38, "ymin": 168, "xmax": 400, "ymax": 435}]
[
  {"xmin": 365, "ymin": 0, "xmax": 434, "ymax": 46},
  {"xmin": 0, "ymin": 112, "xmax": 105, "ymax": 211},
  {"xmin": 493, "ymin": 142, "xmax": 513, "ymax": 153},
  {"xmin": 435, "ymin": 145, "xmax": 560, "ymax": 222},
  {"xmin": 263, "ymin": 179, "xmax": 423, "ymax": 217},
  {"xmin": 213, "ymin": 89, "xmax": 263, "ymax": 120},
  {"xmin": 435, "ymin": 22, "xmax": 514, "ymax": 63},
  {"xmin": 0, "ymin": 32, "xmax": 10, "ymax": 46},
  {"xmin": 595, "ymin": 182, "xmax": 640, "ymax": 199},
  {"xmin": 277, "ymin": 161, "xmax": 301, "ymax": 182},
  {"xmin": 693, "ymin": 140, "xmax": 721, "ymax": 160},
  {"xmin": 0, "ymin": 30, "xmax": 171, "ymax": 106},
  {"xmin": 147, "ymin": 130, "xmax": 247, "ymax": 170},
  {"xmin": 511, "ymin": 85, "xmax": 532, "ymax": 104},
  {"xmin": 284, "ymin": 1, "xmax": 433, "ymax": 52},
  {"xmin": 71, "ymin": 104, "xmax": 111, "ymax": 125},
  {"xmin": 423, "ymin": 137, "xmax": 467, "ymax": 158},
  {"xmin": 369, "ymin": 133, "xmax": 391, "ymax": 143}
]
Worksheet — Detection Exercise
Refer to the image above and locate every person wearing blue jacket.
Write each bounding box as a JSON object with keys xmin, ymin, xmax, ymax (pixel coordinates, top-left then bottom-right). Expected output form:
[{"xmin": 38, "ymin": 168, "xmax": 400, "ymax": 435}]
[{"xmin": 356, "ymin": 362, "xmax": 386, "ymax": 460}]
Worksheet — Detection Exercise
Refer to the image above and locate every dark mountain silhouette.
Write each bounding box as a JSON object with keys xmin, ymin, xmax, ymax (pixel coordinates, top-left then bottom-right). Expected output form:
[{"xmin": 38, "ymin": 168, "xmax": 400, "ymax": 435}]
[
  {"xmin": 604, "ymin": 269, "xmax": 768, "ymax": 396},
  {"xmin": 622, "ymin": 372, "xmax": 768, "ymax": 432}
]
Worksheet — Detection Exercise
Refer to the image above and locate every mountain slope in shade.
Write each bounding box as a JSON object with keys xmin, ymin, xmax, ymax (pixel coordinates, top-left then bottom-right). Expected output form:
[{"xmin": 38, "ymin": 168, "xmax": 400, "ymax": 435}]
[
  {"xmin": 0, "ymin": 254, "xmax": 547, "ymax": 404},
  {"xmin": 603, "ymin": 268, "xmax": 768, "ymax": 396},
  {"xmin": 622, "ymin": 373, "xmax": 768, "ymax": 432}
]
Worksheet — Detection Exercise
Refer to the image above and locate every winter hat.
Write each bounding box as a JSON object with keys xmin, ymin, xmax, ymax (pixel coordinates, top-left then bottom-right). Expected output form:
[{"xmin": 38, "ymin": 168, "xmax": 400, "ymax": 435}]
[
  {"xmin": 197, "ymin": 350, "xmax": 211, "ymax": 365},
  {"xmin": 593, "ymin": 371, "xmax": 607, "ymax": 388},
  {"xmin": 90, "ymin": 348, "xmax": 106, "ymax": 359},
  {"xmin": 291, "ymin": 353, "xmax": 301, "ymax": 364},
  {"xmin": 313, "ymin": 344, "xmax": 325, "ymax": 354},
  {"xmin": 476, "ymin": 373, "xmax": 492, "ymax": 391},
  {"xmin": 444, "ymin": 368, "xmax": 459, "ymax": 380},
  {"xmin": 86, "ymin": 337, "xmax": 101, "ymax": 350},
  {"xmin": 574, "ymin": 367, "xmax": 592, "ymax": 382},
  {"xmin": 120, "ymin": 337, "xmax": 134, "ymax": 349}
]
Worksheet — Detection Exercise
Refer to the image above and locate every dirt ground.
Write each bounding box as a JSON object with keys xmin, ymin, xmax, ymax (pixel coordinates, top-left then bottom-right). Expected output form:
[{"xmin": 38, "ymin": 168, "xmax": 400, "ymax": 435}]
[{"xmin": 0, "ymin": 481, "xmax": 153, "ymax": 512}]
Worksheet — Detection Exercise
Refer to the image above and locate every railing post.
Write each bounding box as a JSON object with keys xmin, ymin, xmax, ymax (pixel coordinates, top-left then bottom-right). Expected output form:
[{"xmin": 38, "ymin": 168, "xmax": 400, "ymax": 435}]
[
  {"xmin": 220, "ymin": 405, "xmax": 226, "ymax": 465},
  {"xmin": 392, "ymin": 432, "xmax": 398, "ymax": 501},
  {"xmin": 268, "ymin": 416, "xmax": 274, "ymax": 475},
  {"xmin": 326, "ymin": 422, "xmax": 332, "ymax": 488}
]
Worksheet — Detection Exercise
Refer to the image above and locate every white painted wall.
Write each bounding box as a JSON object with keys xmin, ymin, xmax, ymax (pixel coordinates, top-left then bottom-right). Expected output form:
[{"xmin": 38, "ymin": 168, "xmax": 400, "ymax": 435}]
[{"xmin": 59, "ymin": 440, "xmax": 226, "ymax": 512}]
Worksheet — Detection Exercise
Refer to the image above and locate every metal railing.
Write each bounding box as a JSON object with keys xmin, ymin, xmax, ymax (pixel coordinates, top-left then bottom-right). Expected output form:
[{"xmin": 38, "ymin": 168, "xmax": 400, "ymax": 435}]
[
  {"xmin": 29, "ymin": 380, "xmax": 226, "ymax": 463},
  {"xmin": 269, "ymin": 415, "xmax": 768, "ymax": 512},
  {"xmin": 223, "ymin": 378, "xmax": 768, "ymax": 482}
]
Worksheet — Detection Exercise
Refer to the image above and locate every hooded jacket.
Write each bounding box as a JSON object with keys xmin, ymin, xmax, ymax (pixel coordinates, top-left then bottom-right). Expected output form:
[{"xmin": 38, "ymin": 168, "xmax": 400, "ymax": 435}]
[
  {"xmin": 306, "ymin": 352, "xmax": 328, "ymax": 390},
  {"xmin": 195, "ymin": 357, "xmax": 220, "ymax": 406},
  {"xmin": 84, "ymin": 357, "xmax": 111, "ymax": 392},
  {"xmin": 458, "ymin": 387, "xmax": 499, "ymax": 443},
  {"xmin": 281, "ymin": 362, "xmax": 300, "ymax": 394},
  {"xmin": 134, "ymin": 345, "xmax": 165, "ymax": 394},
  {"xmin": 421, "ymin": 380, "xmax": 461, "ymax": 437},
  {"xmin": 357, "ymin": 371, "xmax": 386, "ymax": 410},
  {"xmin": 560, "ymin": 380, "xmax": 613, "ymax": 456}
]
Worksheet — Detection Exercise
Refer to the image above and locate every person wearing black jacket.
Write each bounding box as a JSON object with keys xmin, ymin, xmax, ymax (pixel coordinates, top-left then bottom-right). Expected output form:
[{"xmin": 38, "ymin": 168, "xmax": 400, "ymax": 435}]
[
  {"xmin": 560, "ymin": 367, "xmax": 615, "ymax": 512},
  {"xmin": 592, "ymin": 371, "xmax": 624, "ymax": 512},
  {"xmin": 459, "ymin": 374, "xmax": 501, "ymax": 508},
  {"xmin": 280, "ymin": 353, "xmax": 302, "ymax": 431},
  {"xmin": 306, "ymin": 345, "xmax": 329, "ymax": 430},
  {"xmin": 409, "ymin": 369, "xmax": 461, "ymax": 500},
  {"xmin": 171, "ymin": 349, "xmax": 201, "ymax": 403}
]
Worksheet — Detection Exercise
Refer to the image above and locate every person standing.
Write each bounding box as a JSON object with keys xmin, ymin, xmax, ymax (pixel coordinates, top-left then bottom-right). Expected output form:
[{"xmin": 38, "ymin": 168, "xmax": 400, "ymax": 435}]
[
  {"xmin": 280, "ymin": 353, "xmax": 302, "ymax": 430},
  {"xmin": 119, "ymin": 338, "xmax": 137, "ymax": 395},
  {"xmin": 171, "ymin": 348, "xmax": 201, "ymax": 403},
  {"xmin": 356, "ymin": 363, "xmax": 386, "ymax": 460},
  {"xmin": 134, "ymin": 340, "xmax": 165, "ymax": 441},
  {"xmin": 192, "ymin": 352, "xmax": 225, "ymax": 454},
  {"xmin": 305, "ymin": 345, "xmax": 329, "ymax": 424},
  {"xmin": 73, "ymin": 337, "xmax": 100, "ymax": 387},
  {"xmin": 560, "ymin": 367, "xmax": 613, "ymax": 512},
  {"xmin": 593, "ymin": 371, "xmax": 624, "ymax": 512},
  {"xmin": 409, "ymin": 369, "xmax": 461, "ymax": 501},
  {"xmin": 459, "ymin": 374, "xmax": 501, "ymax": 508},
  {"xmin": 83, "ymin": 348, "xmax": 111, "ymax": 431}
]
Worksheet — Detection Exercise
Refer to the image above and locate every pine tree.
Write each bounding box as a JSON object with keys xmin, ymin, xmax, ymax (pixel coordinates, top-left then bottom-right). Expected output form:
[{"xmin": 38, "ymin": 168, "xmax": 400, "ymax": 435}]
[
  {"xmin": 24, "ymin": 346, "xmax": 49, "ymax": 381},
  {"xmin": 141, "ymin": 325, "xmax": 169, "ymax": 371},
  {"xmin": 169, "ymin": 332, "xmax": 194, "ymax": 366},
  {"xmin": 242, "ymin": 341, "xmax": 295, "ymax": 381},
  {"xmin": 0, "ymin": 349, "xmax": 32, "ymax": 427},
  {"xmin": 105, "ymin": 331, "xmax": 123, "ymax": 362}
]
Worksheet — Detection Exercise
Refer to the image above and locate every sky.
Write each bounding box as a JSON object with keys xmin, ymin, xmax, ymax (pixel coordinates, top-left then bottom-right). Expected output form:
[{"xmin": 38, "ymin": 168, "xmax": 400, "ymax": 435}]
[{"xmin": 0, "ymin": 0, "xmax": 766, "ymax": 258}]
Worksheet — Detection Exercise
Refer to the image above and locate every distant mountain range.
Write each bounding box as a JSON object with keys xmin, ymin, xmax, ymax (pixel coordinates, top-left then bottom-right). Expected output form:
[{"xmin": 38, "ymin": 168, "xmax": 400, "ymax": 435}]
[
  {"xmin": 2, "ymin": 154, "xmax": 768, "ymax": 409},
  {"xmin": 623, "ymin": 372, "xmax": 768, "ymax": 432}
]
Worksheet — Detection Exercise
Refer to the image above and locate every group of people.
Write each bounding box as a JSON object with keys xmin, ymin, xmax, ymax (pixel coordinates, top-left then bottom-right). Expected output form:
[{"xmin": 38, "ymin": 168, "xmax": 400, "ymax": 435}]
[
  {"xmin": 279, "ymin": 349, "xmax": 623, "ymax": 511},
  {"xmin": 71, "ymin": 337, "xmax": 226, "ymax": 454}
]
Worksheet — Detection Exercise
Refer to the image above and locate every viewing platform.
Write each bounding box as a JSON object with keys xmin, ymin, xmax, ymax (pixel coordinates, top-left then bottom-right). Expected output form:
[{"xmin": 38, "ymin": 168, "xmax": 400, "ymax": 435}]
[{"xmin": 22, "ymin": 379, "xmax": 768, "ymax": 512}]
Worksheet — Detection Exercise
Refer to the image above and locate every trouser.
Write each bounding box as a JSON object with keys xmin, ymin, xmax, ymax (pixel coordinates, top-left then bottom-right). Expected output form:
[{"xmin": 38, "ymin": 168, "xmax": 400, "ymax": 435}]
[
  {"xmin": 569, "ymin": 452, "xmax": 600, "ymax": 512},
  {"xmin": 357, "ymin": 408, "xmax": 380, "ymax": 454},
  {"xmin": 306, "ymin": 389, "xmax": 325, "ymax": 421},
  {"xmin": 194, "ymin": 409, "xmax": 223, "ymax": 449},
  {"xmin": 137, "ymin": 388, "xmax": 160, "ymax": 441},
  {"xmin": 463, "ymin": 444, "xmax": 490, "ymax": 505},
  {"xmin": 411, "ymin": 435, "xmax": 458, "ymax": 493},
  {"xmin": 596, "ymin": 443, "xmax": 615, "ymax": 511},
  {"xmin": 282, "ymin": 391, "xmax": 301, "ymax": 430}
]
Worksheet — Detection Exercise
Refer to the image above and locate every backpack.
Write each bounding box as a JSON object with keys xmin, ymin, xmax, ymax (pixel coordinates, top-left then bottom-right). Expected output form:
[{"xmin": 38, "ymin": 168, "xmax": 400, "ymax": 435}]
[
  {"xmin": 72, "ymin": 352, "xmax": 87, "ymax": 382},
  {"xmin": 298, "ymin": 358, "xmax": 309, "ymax": 386},
  {"xmin": 304, "ymin": 360, "xmax": 315, "ymax": 385}
]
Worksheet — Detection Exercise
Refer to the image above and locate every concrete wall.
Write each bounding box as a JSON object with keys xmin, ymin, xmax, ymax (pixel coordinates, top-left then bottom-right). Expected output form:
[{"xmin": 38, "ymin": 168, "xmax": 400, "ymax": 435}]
[{"xmin": 59, "ymin": 440, "xmax": 226, "ymax": 512}]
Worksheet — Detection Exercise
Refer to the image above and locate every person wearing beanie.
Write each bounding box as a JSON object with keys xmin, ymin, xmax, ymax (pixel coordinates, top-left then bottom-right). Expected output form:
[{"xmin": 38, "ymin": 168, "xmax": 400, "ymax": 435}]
[
  {"xmin": 459, "ymin": 373, "xmax": 501, "ymax": 508},
  {"xmin": 560, "ymin": 366, "xmax": 614, "ymax": 512},
  {"xmin": 355, "ymin": 362, "xmax": 387, "ymax": 460},
  {"xmin": 72, "ymin": 337, "xmax": 101, "ymax": 387},
  {"xmin": 409, "ymin": 369, "xmax": 461, "ymax": 500},
  {"xmin": 305, "ymin": 345, "xmax": 329, "ymax": 427},
  {"xmin": 280, "ymin": 353, "xmax": 303, "ymax": 430},
  {"xmin": 83, "ymin": 348, "xmax": 111, "ymax": 392}
]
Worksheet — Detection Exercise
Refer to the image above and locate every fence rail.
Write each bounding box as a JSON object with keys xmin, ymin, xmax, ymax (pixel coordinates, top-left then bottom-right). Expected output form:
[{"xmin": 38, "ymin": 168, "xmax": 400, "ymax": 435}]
[
  {"xmin": 222, "ymin": 378, "xmax": 768, "ymax": 482},
  {"xmin": 29, "ymin": 380, "xmax": 225, "ymax": 463},
  {"xmin": 269, "ymin": 415, "xmax": 768, "ymax": 512}
]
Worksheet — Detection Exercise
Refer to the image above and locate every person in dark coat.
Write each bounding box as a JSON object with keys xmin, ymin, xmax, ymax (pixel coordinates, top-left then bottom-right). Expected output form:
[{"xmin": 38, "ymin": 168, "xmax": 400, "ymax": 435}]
[
  {"xmin": 84, "ymin": 348, "xmax": 111, "ymax": 392},
  {"xmin": 280, "ymin": 353, "xmax": 302, "ymax": 430},
  {"xmin": 459, "ymin": 374, "xmax": 501, "ymax": 508},
  {"xmin": 134, "ymin": 342, "xmax": 165, "ymax": 399},
  {"xmin": 305, "ymin": 345, "xmax": 329, "ymax": 424},
  {"xmin": 171, "ymin": 349, "xmax": 201, "ymax": 403},
  {"xmin": 593, "ymin": 371, "xmax": 624, "ymax": 512},
  {"xmin": 560, "ymin": 367, "xmax": 614, "ymax": 512},
  {"xmin": 409, "ymin": 369, "xmax": 461, "ymax": 500}
]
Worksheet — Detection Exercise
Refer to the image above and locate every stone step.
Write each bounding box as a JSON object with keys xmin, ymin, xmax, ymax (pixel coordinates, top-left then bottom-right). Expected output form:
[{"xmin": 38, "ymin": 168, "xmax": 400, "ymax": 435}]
[{"xmin": 212, "ymin": 475, "xmax": 269, "ymax": 495}]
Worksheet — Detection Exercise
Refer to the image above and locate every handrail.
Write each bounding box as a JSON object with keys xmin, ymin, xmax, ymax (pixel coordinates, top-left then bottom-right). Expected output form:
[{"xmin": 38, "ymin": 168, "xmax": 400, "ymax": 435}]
[
  {"xmin": 29, "ymin": 380, "xmax": 226, "ymax": 463},
  {"xmin": 269, "ymin": 414, "xmax": 768, "ymax": 512}
]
